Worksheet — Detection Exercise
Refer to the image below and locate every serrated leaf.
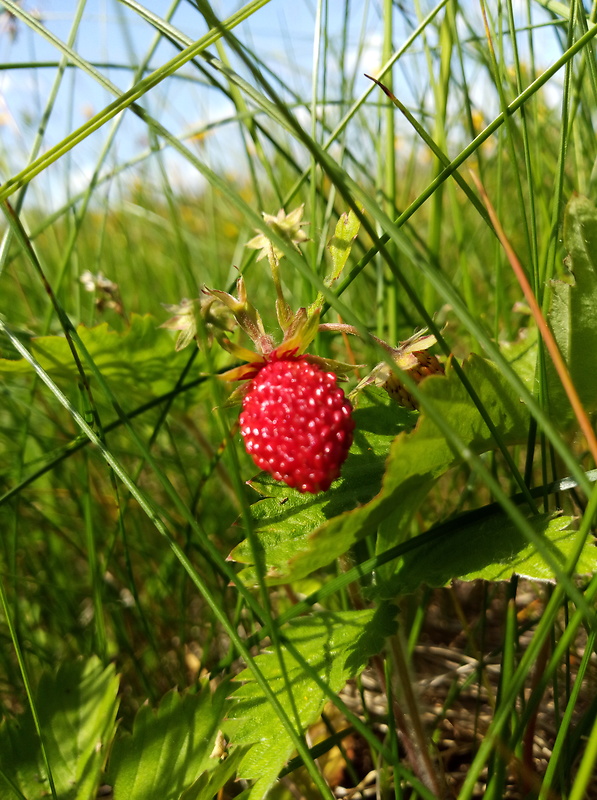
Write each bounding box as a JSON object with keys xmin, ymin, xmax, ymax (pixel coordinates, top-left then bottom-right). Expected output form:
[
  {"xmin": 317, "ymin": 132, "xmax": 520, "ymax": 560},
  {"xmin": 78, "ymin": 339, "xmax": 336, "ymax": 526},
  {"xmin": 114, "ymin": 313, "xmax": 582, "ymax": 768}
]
[
  {"xmin": 234, "ymin": 354, "xmax": 529, "ymax": 585},
  {"xmin": 0, "ymin": 314, "xmax": 201, "ymax": 406},
  {"xmin": 377, "ymin": 513, "xmax": 595, "ymax": 597},
  {"xmin": 230, "ymin": 387, "xmax": 417, "ymax": 581},
  {"xmin": 501, "ymin": 327, "xmax": 538, "ymax": 388},
  {"xmin": 0, "ymin": 657, "xmax": 119, "ymax": 800},
  {"xmin": 107, "ymin": 682, "xmax": 228, "ymax": 800},
  {"xmin": 223, "ymin": 606, "xmax": 395, "ymax": 799},
  {"xmin": 547, "ymin": 194, "xmax": 597, "ymax": 415},
  {"xmin": 178, "ymin": 748, "xmax": 247, "ymax": 800}
]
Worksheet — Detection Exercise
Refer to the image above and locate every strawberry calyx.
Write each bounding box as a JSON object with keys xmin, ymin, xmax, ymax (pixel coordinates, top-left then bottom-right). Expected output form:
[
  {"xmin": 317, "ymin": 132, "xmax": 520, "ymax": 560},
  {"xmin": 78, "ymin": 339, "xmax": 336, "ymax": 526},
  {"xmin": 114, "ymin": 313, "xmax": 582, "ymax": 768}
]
[
  {"xmin": 205, "ymin": 276, "xmax": 275, "ymax": 357},
  {"xmin": 202, "ymin": 277, "xmax": 360, "ymax": 404}
]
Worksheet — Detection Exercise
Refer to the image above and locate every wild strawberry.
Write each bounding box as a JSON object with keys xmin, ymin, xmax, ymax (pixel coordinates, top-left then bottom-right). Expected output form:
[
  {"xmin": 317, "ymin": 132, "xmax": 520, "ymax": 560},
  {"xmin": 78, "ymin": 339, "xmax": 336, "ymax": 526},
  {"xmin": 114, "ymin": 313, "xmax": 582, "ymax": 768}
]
[
  {"xmin": 198, "ymin": 277, "xmax": 358, "ymax": 493},
  {"xmin": 165, "ymin": 207, "xmax": 363, "ymax": 493},
  {"xmin": 240, "ymin": 357, "xmax": 354, "ymax": 493}
]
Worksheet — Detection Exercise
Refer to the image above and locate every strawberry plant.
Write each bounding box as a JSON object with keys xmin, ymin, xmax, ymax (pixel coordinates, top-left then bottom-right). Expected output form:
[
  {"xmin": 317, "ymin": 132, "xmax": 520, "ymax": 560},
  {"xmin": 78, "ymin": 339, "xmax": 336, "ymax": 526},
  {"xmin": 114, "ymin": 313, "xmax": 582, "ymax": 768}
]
[{"xmin": 0, "ymin": 3, "xmax": 596, "ymax": 800}]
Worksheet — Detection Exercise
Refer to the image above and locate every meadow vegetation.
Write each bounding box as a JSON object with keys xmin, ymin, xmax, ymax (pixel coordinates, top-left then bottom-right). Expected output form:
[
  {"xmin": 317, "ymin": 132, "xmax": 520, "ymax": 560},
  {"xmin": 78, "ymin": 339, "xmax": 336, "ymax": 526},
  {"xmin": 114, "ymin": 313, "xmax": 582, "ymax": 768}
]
[{"xmin": 0, "ymin": 1, "xmax": 596, "ymax": 798}]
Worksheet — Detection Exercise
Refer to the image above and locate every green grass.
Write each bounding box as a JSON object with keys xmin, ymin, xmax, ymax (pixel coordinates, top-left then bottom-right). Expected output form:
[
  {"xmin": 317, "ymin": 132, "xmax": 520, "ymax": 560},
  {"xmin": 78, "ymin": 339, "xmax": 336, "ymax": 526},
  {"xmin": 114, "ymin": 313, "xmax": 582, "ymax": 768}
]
[{"xmin": 0, "ymin": 1, "xmax": 596, "ymax": 799}]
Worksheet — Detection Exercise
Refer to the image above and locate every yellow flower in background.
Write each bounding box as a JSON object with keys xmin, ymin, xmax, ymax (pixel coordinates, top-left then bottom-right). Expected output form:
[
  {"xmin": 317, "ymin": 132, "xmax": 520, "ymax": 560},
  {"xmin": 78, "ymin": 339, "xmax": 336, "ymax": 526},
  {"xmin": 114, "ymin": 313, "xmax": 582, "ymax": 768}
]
[{"xmin": 246, "ymin": 205, "xmax": 309, "ymax": 262}]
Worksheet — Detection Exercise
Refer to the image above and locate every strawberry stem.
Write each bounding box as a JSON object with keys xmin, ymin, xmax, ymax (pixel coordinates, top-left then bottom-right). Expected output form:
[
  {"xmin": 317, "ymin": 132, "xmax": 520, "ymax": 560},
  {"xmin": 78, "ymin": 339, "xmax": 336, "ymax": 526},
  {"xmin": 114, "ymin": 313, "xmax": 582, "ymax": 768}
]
[
  {"xmin": 267, "ymin": 245, "xmax": 294, "ymax": 332},
  {"xmin": 318, "ymin": 322, "xmax": 397, "ymax": 353}
]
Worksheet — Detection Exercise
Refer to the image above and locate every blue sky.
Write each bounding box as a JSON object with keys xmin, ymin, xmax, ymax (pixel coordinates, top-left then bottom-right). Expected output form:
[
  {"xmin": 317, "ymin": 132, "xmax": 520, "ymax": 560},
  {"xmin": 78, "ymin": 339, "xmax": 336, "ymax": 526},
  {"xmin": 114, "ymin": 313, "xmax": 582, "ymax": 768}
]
[
  {"xmin": 0, "ymin": 1, "xmax": 388, "ymax": 203},
  {"xmin": 0, "ymin": 1, "xmax": 562, "ymax": 209}
]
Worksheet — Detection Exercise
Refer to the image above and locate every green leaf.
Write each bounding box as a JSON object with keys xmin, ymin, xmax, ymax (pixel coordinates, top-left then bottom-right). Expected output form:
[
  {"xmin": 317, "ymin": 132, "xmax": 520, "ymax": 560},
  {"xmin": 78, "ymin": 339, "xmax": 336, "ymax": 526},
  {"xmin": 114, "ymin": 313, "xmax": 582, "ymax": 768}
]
[
  {"xmin": 178, "ymin": 748, "xmax": 246, "ymax": 800},
  {"xmin": 233, "ymin": 354, "xmax": 529, "ymax": 584},
  {"xmin": 326, "ymin": 209, "xmax": 361, "ymax": 284},
  {"xmin": 0, "ymin": 314, "xmax": 203, "ymax": 407},
  {"xmin": 0, "ymin": 657, "xmax": 119, "ymax": 800},
  {"xmin": 107, "ymin": 682, "xmax": 227, "ymax": 800},
  {"xmin": 501, "ymin": 327, "xmax": 538, "ymax": 389},
  {"xmin": 223, "ymin": 606, "xmax": 395, "ymax": 799},
  {"xmin": 547, "ymin": 194, "xmax": 597, "ymax": 415},
  {"xmin": 378, "ymin": 512, "xmax": 596, "ymax": 597},
  {"xmin": 309, "ymin": 209, "xmax": 361, "ymax": 315}
]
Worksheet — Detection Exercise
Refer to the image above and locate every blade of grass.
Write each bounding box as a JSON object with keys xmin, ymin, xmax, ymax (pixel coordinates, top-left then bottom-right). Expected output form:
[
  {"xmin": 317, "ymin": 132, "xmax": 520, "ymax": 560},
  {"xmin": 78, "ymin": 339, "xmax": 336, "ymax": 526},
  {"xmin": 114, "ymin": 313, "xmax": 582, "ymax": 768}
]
[
  {"xmin": 457, "ymin": 487, "xmax": 597, "ymax": 799},
  {"xmin": 538, "ymin": 629, "xmax": 596, "ymax": 800},
  {"xmin": 0, "ymin": 318, "xmax": 339, "ymax": 800},
  {"xmin": 0, "ymin": 0, "xmax": 273, "ymax": 201},
  {"xmin": 0, "ymin": 580, "xmax": 58, "ymax": 799},
  {"xmin": 567, "ymin": 684, "xmax": 597, "ymax": 800},
  {"xmin": 471, "ymin": 171, "xmax": 597, "ymax": 467}
]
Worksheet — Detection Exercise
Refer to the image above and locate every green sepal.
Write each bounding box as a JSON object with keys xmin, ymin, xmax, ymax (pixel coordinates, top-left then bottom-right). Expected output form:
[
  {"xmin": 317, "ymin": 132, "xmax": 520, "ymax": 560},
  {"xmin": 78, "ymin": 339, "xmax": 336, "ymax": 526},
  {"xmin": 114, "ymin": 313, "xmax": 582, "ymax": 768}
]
[
  {"xmin": 219, "ymin": 383, "xmax": 251, "ymax": 407},
  {"xmin": 217, "ymin": 337, "xmax": 261, "ymax": 365},
  {"xmin": 305, "ymin": 354, "xmax": 363, "ymax": 379},
  {"xmin": 206, "ymin": 278, "xmax": 274, "ymax": 355},
  {"xmin": 276, "ymin": 308, "xmax": 320, "ymax": 357}
]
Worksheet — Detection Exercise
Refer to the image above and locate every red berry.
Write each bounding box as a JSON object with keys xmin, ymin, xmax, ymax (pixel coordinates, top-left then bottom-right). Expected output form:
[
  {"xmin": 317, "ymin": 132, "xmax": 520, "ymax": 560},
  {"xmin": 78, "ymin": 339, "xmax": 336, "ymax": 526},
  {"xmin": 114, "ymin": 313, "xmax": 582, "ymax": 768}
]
[{"xmin": 239, "ymin": 358, "xmax": 354, "ymax": 494}]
